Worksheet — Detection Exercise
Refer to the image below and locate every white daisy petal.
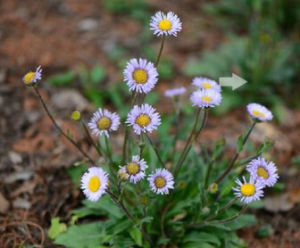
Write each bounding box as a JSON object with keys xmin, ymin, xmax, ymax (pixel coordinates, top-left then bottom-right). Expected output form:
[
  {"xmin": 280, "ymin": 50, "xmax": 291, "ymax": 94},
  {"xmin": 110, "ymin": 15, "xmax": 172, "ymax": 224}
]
[
  {"xmin": 233, "ymin": 177, "xmax": 264, "ymax": 204},
  {"xmin": 164, "ymin": 87, "xmax": 186, "ymax": 98},
  {"xmin": 192, "ymin": 77, "xmax": 221, "ymax": 92},
  {"xmin": 88, "ymin": 108, "xmax": 120, "ymax": 137},
  {"xmin": 247, "ymin": 157, "xmax": 279, "ymax": 187},
  {"xmin": 23, "ymin": 65, "xmax": 42, "ymax": 85},
  {"xmin": 124, "ymin": 58, "xmax": 158, "ymax": 94},
  {"xmin": 119, "ymin": 155, "xmax": 148, "ymax": 184},
  {"xmin": 148, "ymin": 168, "xmax": 174, "ymax": 195},
  {"xmin": 150, "ymin": 11, "xmax": 182, "ymax": 37},
  {"xmin": 126, "ymin": 104, "xmax": 161, "ymax": 135},
  {"xmin": 81, "ymin": 167, "xmax": 109, "ymax": 202},
  {"xmin": 247, "ymin": 103, "xmax": 273, "ymax": 122},
  {"xmin": 190, "ymin": 89, "xmax": 222, "ymax": 108}
]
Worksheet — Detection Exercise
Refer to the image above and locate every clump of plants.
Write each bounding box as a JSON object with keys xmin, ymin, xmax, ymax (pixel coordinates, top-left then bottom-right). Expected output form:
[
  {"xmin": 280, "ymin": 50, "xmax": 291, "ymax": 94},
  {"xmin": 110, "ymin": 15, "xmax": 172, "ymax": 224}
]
[{"xmin": 24, "ymin": 10, "xmax": 279, "ymax": 248}]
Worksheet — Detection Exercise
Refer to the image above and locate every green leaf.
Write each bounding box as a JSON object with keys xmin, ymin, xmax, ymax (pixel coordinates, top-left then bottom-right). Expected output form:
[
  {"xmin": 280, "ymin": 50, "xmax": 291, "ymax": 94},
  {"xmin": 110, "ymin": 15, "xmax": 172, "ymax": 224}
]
[
  {"xmin": 257, "ymin": 224, "xmax": 274, "ymax": 238},
  {"xmin": 55, "ymin": 222, "xmax": 110, "ymax": 248},
  {"xmin": 90, "ymin": 65, "xmax": 106, "ymax": 84},
  {"xmin": 226, "ymin": 214, "xmax": 257, "ymax": 230},
  {"xmin": 236, "ymin": 134, "xmax": 244, "ymax": 153},
  {"xmin": 129, "ymin": 226, "xmax": 143, "ymax": 246},
  {"xmin": 182, "ymin": 242, "xmax": 215, "ymax": 248},
  {"xmin": 257, "ymin": 140, "xmax": 274, "ymax": 154},
  {"xmin": 47, "ymin": 71, "xmax": 76, "ymax": 86},
  {"xmin": 82, "ymin": 195, "xmax": 124, "ymax": 219},
  {"xmin": 48, "ymin": 217, "xmax": 67, "ymax": 240},
  {"xmin": 67, "ymin": 164, "xmax": 88, "ymax": 187},
  {"xmin": 183, "ymin": 232, "xmax": 221, "ymax": 246}
]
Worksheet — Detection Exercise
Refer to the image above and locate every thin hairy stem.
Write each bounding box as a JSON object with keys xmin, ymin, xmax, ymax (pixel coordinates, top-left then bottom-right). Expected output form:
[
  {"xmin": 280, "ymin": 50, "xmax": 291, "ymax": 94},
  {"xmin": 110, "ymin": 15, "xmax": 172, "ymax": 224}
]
[
  {"xmin": 145, "ymin": 133, "xmax": 165, "ymax": 168},
  {"xmin": 122, "ymin": 92, "xmax": 138, "ymax": 163},
  {"xmin": 174, "ymin": 108, "xmax": 205, "ymax": 174},
  {"xmin": 155, "ymin": 35, "xmax": 166, "ymax": 67},
  {"xmin": 81, "ymin": 121, "xmax": 104, "ymax": 157},
  {"xmin": 203, "ymin": 159, "xmax": 215, "ymax": 189},
  {"xmin": 33, "ymin": 86, "xmax": 94, "ymax": 164},
  {"xmin": 107, "ymin": 190, "xmax": 152, "ymax": 245},
  {"xmin": 214, "ymin": 122, "xmax": 256, "ymax": 184},
  {"xmin": 104, "ymin": 135, "xmax": 113, "ymax": 164}
]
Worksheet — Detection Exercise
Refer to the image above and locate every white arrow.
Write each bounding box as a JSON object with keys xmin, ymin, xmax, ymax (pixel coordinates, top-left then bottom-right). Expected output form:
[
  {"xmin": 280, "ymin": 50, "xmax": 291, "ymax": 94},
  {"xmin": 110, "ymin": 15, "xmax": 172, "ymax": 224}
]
[{"xmin": 219, "ymin": 73, "xmax": 247, "ymax": 90}]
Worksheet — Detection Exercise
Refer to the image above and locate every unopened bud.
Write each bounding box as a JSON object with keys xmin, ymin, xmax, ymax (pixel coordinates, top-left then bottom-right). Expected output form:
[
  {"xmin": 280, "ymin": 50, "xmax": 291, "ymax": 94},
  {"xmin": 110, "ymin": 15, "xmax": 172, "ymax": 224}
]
[
  {"xmin": 209, "ymin": 183, "xmax": 218, "ymax": 194},
  {"xmin": 71, "ymin": 110, "xmax": 81, "ymax": 121}
]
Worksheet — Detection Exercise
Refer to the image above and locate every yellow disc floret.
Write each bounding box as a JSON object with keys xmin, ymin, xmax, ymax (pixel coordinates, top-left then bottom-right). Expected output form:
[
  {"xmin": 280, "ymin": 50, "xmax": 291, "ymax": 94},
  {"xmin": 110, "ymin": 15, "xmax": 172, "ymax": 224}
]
[
  {"xmin": 133, "ymin": 69, "xmax": 148, "ymax": 84},
  {"xmin": 126, "ymin": 162, "xmax": 140, "ymax": 175},
  {"xmin": 240, "ymin": 183, "xmax": 255, "ymax": 196},
  {"xmin": 154, "ymin": 176, "xmax": 166, "ymax": 188},
  {"xmin": 158, "ymin": 19, "xmax": 172, "ymax": 31},
  {"xmin": 201, "ymin": 96, "xmax": 212, "ymax": 103},
  {"xmin": 135, "ymin": 114, "xmax": 151, "ymax": 127},
  {"xmin": 257, "ymin": 167, "xmax": 269, "ymax": 179},
  {"xmin": 23, "ymin": 72, "xmax": 36, "ymax": 84},
  {"xmin": 203, "ymin": 82, "xmax": 212, "ymax": 89},
  {"xmin": 252, "ymin": 110, "xmax": 265, "ymax": 118},
  {"xmin": 88, "ymin": 176, "xmax": 101, "ymax": 192},
  {"xmin": 97, "ymin": 117, "xmax": 111, "ymax": 130}
]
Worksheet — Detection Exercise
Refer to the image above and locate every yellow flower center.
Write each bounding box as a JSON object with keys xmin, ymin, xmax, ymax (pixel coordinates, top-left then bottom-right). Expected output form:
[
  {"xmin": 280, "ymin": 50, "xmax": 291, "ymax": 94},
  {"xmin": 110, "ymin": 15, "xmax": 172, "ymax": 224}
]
[
  {"xmin": 202, "ymin": 82, "xmax": 211, "ymax": 89},
  {"xmin": 126, "ymin": 162, "xmax": 140, "ymax": 175},
  {"xmin": 201, "ymin": 96, "xmax": 212, "ymax": 103},
  {"xmin": 135, "ymin": 114, "xmax": 151, "ymax": 127},
  {"xmin": 158, "ymin": 19, "xmax": 172, "ymax": 31},
  {"xmin": 88, "ymin": 176, "xmax": 101, "ymax": 192},
  {"xmin": 240, "ymin": 183, "xmax": 255, "ymax": 196},
  {"xmin": 154, "ymin": 176, "xmax": 166, "ymax": 188},
  {"xmin": 252, "ymin": 110, "xmax": 265, "ymax": 118},
  {"xmin": 133, "ymin": 69, "xmax": 148, "ymax": 84},
  {"xmin": 257, "ymin": 166, "xmax": 269, "ymax": 179},
  {"xmin": 97, "ymin": 117, "xmax": 111, "ymax": 130},
  {"xmin": 23, "ymin": 72, "xmax": 36, "ymax": 84}
]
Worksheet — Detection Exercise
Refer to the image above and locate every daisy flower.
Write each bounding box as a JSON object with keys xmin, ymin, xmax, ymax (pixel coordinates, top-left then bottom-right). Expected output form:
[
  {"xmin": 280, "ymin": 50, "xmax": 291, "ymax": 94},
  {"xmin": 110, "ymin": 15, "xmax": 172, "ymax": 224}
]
[
  {"xmin": 126, "ymin": 104, "xmax": 161, "ymax": 135},
  {"xmin": 123, "ymin": 58, "xmax": 158, "ymax": 94},
  {"xmin": 190, "ymin": 89, "xmax": 222, "ymax": 108},
  {"xmin": 247, "ymin": 103, "xmax": 273, "ymax": 122},
  {"xmin": 81, "ymin": 167, "xmax": 109, "ymax": 202},
  {"xmin": 148, "ymin": 168, "xmax": 174, "ymax": 195},
  {"xmin": 88, "ymin": 108, "xmax": 120, "ymax": 137},
  {"xmin": 150, "ymin": 11, "xmax": 182, "ymax": 37},
  {"xmin": 119, "ymin": 155, "xmax": 148, "ymax": 184},
  {"xmin": 23, "ymin": 66, "xmax": 42, "ymax": 85},
  {"xmin": 233, "ymin": 177, "xmax": 264, "ymax": 204},
  {"xmin": 192, "ymin": 77, "xmax": 221, "ymax": 92},
  {"xmin": 247, "ymin": 157, "xmax": 279, "ymax": 187},
  {"xmin": 164, "ymin": 87, "xmax": 186, "ymax": 98}
]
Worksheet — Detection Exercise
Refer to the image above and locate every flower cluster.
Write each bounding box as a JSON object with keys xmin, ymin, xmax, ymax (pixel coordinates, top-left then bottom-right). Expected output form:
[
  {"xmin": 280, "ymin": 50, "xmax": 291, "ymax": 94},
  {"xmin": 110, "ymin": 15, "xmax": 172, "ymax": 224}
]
[
  {"xmin": 233, "ymin": 156, "xmax": 279, "ymax": 204},
  {"xmin": 24, "ymin": 9, "xmax": 281, "ymax": 241},
  {"xmin": 190, "ymin": 77, "xmax": 222, "ymax": 108}
]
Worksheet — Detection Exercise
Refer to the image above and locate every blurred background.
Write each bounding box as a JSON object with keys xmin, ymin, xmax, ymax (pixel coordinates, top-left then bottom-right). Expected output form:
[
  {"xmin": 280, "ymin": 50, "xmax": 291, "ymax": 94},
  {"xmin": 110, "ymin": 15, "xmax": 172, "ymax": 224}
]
[{"xmin": 0, "ymin": 0, "xmax": 299, "ymax": 247}]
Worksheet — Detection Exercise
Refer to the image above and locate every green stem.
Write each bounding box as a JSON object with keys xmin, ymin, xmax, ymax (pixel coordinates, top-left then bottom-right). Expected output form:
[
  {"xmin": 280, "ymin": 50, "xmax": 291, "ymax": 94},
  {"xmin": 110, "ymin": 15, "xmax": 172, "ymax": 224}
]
[
  {"xmin": 144, "ymin": 133, "xmax": 165, "ymax": 168},
  {"xmin": 155, "ymin": 35, "xmax": 166, "ymax": 67},
  {"xmin": 206, "ymin": 205, "xmax": 248, "ymax": 225},
  {"xmin": 81, "ymin": 121, "xmax": 104, "ymax": 157},
  {"xmin": 104, "ymin": 135, "xmax": 113, "ymax": 164},
  {"xmin": 107, "ymin": 190, "xmax": 153, "ymax": 245},
  {"xmin": 214, "ymin": 122, "xmax": 256, "ymax": 185},
  {"xmin": 33, "ymin": 86, "xmax": 94, "ymax": 164},
  {"xmin": 203, "ymin": 159, "xmax": 215, "ymax": 189},
  {"xmin": 122, "ymin": 92, "xmax": 138, "ymax": 163},
  {"xmin": 173, "ymin": 108, "xmax": 205, "ymax": 174}
]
